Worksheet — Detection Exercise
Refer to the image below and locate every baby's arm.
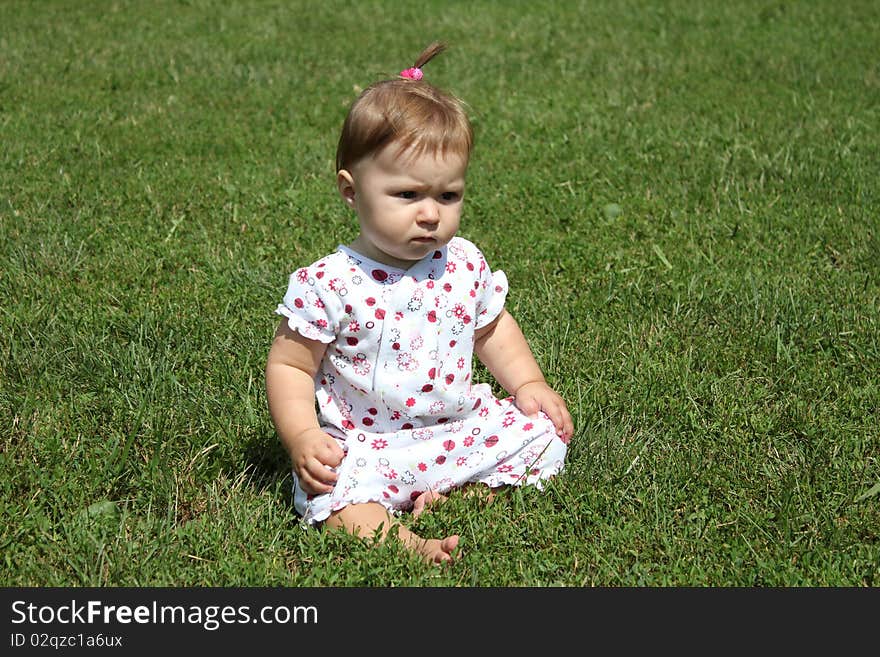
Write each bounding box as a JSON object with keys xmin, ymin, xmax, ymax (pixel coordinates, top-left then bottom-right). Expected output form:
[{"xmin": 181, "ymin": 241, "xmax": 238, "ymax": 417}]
[
  {"xmin": 474, "ymin": 310, "xmax": 574, "ymax": 441},
  {"xmin": 265, "ymin": 319, "xmax": 345, "ymax": 494}
]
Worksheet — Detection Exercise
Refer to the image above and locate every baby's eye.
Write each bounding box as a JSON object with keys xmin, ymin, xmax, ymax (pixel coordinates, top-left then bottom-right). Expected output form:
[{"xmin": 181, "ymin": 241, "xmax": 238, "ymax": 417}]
[
  {"xmin": 397, "ymin": 191, "xmax": 417, "ymax": 200},
  {"xmin": 440, "ymin": 191, "xmax": 460, "ymax": 202}
]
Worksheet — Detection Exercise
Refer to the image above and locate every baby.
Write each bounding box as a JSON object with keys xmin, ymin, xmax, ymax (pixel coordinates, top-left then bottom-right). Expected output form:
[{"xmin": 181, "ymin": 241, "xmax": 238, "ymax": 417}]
[{"xmin": 265, "ymin": 42, "xmax": 573, "ymax": 563}]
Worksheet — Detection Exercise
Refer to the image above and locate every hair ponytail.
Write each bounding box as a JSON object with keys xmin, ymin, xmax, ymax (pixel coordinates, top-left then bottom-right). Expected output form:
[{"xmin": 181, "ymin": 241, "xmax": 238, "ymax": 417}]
[
  {"xmin": 413, "ymin": 41, "xmax": 447, "ymax": 70},
  {"xmin": 336, "ymin": 41, "xmax": 472, "ymax": 171}
]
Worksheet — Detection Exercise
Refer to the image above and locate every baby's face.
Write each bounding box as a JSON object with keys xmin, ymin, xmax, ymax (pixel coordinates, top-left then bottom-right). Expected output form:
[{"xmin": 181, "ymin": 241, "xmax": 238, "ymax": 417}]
[{"xmin": 338, "ymin": 144, "xmax": 467, "ymax": 270}]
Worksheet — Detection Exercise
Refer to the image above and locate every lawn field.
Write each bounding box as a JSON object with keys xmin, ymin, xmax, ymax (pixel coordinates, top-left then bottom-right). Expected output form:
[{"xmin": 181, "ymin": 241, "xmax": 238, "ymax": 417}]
[{"xmin": 1, "ymin": 0, "xmax": 878, "ymax": 586}]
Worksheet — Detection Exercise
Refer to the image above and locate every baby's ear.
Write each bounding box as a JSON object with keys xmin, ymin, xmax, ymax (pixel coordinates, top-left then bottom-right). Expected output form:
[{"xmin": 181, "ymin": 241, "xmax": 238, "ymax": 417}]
[{"xmin": 336, "ymin": 170, "xmax": 356, "ymax": 209}]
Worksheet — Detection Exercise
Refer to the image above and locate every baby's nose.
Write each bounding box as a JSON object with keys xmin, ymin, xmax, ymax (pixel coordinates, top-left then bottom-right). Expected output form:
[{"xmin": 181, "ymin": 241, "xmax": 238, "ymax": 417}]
[{"xmin": 418, "ymin": 200, "xmax": 440, "ymax": 223}]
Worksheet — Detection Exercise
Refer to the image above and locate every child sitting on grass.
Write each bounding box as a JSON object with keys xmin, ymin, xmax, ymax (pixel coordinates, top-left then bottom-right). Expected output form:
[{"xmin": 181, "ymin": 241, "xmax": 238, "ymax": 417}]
[{"xmin": 265, "ymin": 41, "xmax": 573, "ymax": 564}]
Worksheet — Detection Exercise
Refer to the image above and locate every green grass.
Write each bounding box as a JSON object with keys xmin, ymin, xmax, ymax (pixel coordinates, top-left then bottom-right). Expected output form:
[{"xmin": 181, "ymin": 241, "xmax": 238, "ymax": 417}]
[{"xmin": 1, "ymin": 0, "xmax": 878, "ymax": 586}]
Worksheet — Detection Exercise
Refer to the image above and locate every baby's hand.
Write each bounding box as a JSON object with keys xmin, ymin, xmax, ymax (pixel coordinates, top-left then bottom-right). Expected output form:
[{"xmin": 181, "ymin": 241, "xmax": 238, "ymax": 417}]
[
  {"xmin": 513, "ymin": 381, "xmax": 574, "ymax": 443},
  {"xmin": 289, "ymin": 428, "xmax": 345, "ymax": 495}
]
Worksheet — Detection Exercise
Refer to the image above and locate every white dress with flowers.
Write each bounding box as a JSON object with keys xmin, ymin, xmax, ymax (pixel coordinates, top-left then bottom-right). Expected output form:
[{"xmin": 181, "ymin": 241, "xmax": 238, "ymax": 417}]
[{"xmin": 275, "ymin": 236, "xmax": 568, "ymax": 524}]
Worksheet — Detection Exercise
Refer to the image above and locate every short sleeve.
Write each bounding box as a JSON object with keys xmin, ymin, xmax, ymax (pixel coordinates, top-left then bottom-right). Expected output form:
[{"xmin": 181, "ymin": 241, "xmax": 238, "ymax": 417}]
[
  {"xmin": 474, "ymin": 253, "xmax": 509, "ymax": 329},
  {"xmin": 275, "ymin": 266, "xmax": 338, "ymax": 344}
]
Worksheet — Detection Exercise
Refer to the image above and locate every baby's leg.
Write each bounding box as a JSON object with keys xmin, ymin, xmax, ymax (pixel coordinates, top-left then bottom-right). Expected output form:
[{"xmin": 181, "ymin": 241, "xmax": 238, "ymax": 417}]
[{"xmin": 325, "ymin": 502, "xmax": 459, "ymax": 564}]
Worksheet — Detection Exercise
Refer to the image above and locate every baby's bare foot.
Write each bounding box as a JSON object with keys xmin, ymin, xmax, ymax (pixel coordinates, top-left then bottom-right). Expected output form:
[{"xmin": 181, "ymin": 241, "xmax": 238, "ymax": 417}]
[
  {"xmin": 412, "ymin": 490, "xmax": 448, "ymax": 518},
  {"xmin": 412, "ymin": 534, "xmax": 460, "ymax": 564},
  {"xmin": 326, "ymin": 502, "xmax": 459, "ymax": 564}
]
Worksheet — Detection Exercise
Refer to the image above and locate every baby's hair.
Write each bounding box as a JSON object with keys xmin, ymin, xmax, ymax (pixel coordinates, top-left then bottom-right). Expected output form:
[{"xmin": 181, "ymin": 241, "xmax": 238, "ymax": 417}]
[
  {"xmin": 411, "ymin": 40, "xmax": 447, "ymax": 70},
  {"xmin": 335, "ymin": 41, "xmax": 474, "ymax": 172}
]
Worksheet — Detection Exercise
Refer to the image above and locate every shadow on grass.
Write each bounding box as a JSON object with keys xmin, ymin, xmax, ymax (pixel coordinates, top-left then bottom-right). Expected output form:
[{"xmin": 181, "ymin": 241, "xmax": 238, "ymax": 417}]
[{"xmin": 239, "ymin": 426, "xmax": 297, "ymax": 512}]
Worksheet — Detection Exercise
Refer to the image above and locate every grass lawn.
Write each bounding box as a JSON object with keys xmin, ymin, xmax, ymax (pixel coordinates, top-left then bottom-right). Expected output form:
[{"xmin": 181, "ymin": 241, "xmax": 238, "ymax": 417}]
[{"xmin": 1, "ymin": 0, "xmax": 878, "ymax": 586}]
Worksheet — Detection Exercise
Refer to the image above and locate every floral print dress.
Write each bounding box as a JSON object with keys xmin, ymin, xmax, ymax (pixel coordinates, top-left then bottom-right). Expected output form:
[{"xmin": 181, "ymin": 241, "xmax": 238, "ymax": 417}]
[{"xmin": 276, "ymin": 236, "xmax": 568, "ymax": 523}]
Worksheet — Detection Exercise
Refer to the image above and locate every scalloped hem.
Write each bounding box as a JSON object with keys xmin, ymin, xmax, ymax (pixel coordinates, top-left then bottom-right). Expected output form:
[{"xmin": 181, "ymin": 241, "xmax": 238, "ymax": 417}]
[
  {"xmin": 275, "ymin": 304, "xmax": 335, "ymax": 344},
  {"xmin": 296, "ymin": 465, "xmax": 565, "ymax": 527},
  {"xmin": 470, "ymin": 461, "xmax": 565, "ymax": 492},
  {"xmin": 297, "ymin": 493, "xmax": 406, "ymax": 526}
]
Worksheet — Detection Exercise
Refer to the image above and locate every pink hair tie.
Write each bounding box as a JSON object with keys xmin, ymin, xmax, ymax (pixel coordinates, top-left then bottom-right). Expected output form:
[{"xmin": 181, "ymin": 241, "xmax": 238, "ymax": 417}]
[{"xmin": 399, "ymin": 67, "xmax": 423, "ymax": 80}]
